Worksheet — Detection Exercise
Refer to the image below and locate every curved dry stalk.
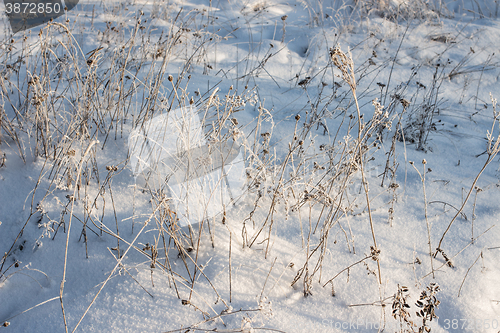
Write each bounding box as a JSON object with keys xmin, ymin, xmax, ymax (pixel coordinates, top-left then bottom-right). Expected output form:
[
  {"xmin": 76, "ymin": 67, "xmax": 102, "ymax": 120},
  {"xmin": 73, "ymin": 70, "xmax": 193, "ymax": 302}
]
[
  {"xmin": 435, "ymin": 95, "xmax": 500, "ymax": 260},
  {"xmin": 330, "ymin": 46, "xmax": 382, "ymax": 285},
  {"xmin": 71, "ymin": 195, "xmax": 165, "ymax": 333},
  {"xmin": 60, "ymin": 139, "xmax": 98, "ymax": 333},
  {"xmin": 322, "ymin": 255, "xmax": 371, "ymax": 287}
]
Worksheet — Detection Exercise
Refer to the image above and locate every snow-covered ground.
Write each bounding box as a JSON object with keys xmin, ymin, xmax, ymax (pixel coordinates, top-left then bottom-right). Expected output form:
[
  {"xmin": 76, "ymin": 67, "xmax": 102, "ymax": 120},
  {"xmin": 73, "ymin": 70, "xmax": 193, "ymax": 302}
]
[{"xmin": 1, "ymin": 0, "xmax": 500, "ymax": 332}]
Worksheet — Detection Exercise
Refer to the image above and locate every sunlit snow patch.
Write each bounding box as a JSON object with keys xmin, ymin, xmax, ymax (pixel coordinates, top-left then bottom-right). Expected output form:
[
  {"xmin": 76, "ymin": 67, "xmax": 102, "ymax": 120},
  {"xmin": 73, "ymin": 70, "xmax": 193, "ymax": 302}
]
[{"xmin": 128, "ymin": 106, "xmax": 246, "ymax": 227}]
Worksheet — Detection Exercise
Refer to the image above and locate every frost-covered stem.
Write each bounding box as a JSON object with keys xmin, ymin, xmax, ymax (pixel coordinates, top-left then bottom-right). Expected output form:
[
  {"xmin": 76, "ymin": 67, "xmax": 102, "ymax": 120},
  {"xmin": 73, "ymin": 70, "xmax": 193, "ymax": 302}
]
[
  {"xmin": 248, "ymin": 116, "xmax": 301, "ymax": 258},
  {"xmin": 457, "ymin": 251, "xmax": 482, "ymax": 297},
  {"xmin": 229, "ymin": 228, "xmax": 232, "ymax": 302},
  {"xmin": 436, "ymin": 96, "xmax": 500, "ymax": 256},
  {"xmin": 60, "ymin": 139, "xmax": 98, "ymax": 333},
  {"xmin": 421, "ymin": 161, "xmax": 435, "ymax": 279},
  {"xmin": 323, "ymin": 255, "xmax": 372, "ymax": 287},
  {"xmin": 352, "ymin": 88, "xmax": 382, "ymax": 285},
  {"xmin": 72, "ymin": 196, "xmax": 165, "ymax": 333},
  {"xmin": 435, "ymin": 154, "xmax": 496, "ymax": 255},
  {"xmin": 471, "ymin": 187, "xmax": 481, "ymax": 243},
  {"xmin": 410, "ymin": 160, "xmax": 435, "ymax": 279},
  {"xmin": 330, "ymin": 46, "xmax": 382, "ymax": 285}
]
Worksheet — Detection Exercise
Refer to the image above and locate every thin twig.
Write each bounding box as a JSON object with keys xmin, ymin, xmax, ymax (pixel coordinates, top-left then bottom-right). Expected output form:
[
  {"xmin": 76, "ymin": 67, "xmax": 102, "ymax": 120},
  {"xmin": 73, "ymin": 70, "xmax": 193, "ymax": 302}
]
[
  {"xmin": 323, "ymin": 255, "xmax": 371, "ymax": 287},
  {"xmin": 457, "ymin": 251, "xmax": 482, "ymax": 297},
  {"xmin": 259, "ymin": 257, "xmax": 277, "ymax": 303},
  {"xmin": 410, "ymin": 160, "xmax": 435, "ymax": 279}
]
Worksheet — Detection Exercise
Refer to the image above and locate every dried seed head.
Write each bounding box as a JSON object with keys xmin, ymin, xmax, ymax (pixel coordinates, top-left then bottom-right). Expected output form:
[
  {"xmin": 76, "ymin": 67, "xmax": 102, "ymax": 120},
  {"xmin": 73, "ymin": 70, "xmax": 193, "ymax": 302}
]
[
  {"xmin": 370, "ymin": 246, "xmax": 381, "ymax": 261},
  {"xmin": 168, "ymin": 75, "xmax": 173, "ymax": 82},
  {"xmin": 295, "ymin": 114, "xmax": 300, "ymax": 121}
]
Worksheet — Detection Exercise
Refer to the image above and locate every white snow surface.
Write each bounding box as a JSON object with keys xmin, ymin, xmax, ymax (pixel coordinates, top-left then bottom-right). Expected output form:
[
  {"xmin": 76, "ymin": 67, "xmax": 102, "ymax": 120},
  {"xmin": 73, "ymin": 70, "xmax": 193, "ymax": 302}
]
[{"xmin": 0, "ymin": 0, "xmax": 500, "ymax": 332}]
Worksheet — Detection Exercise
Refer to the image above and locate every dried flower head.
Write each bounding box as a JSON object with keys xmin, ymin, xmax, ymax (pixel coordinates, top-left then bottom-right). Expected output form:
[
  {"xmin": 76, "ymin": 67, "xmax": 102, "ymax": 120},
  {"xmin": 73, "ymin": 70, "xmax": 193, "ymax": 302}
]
[{"xmin": 330, "ymin": 46, "xmax": 356, "ymax": 89}]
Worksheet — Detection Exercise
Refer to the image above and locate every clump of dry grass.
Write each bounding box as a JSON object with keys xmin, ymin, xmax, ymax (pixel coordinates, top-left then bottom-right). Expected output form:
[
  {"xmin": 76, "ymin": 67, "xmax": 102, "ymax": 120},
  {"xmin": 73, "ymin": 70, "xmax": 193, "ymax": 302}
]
[
  {"xmin": 236, "ymin": 45, "xmax": 396, "ymax": 299},
  {"xmin": 0, "ymin": 6, "xmax": 260, "ymax": 330}
]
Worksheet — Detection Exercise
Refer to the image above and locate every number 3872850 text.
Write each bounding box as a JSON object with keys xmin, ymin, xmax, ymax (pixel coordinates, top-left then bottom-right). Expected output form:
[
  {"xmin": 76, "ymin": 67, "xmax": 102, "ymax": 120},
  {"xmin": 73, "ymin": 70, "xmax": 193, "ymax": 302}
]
[{"xmin": 5, "ymin": 2, "xmax": 61, "ymax": 15}]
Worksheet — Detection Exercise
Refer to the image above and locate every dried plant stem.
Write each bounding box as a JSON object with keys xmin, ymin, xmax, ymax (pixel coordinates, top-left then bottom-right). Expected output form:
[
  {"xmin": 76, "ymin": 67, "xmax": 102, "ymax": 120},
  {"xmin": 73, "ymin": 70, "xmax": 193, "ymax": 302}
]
[
  {"xmin": 457, "ymin": 251, "xmax": 482, "ymax": 297},
  {"xmin": 248, "ymin": 117, "xmax": 301, "ymax": 257},
  {"xmin": 106, "ymin": 247, "xmax": 153, "ymax": 298},
  {"xmin": 108, "ymin": 182, "xmax": 120, "ymax": 258},
  {"xmin": 330, "ymin": 46, "xmax": 382, "ymax": 285},
  {"xmin": 422, "ymin": 225, "xmax": 494, "ymax": 279},
  {"xmin": 410, "ymin": 160, "xmax": 435, "ymax": 279},
  {"xmin": 229, "ymin": 228, "xmax": 233, "ymax": 303},
  {"xmin": 71, "ymin": 196, "xmax": 165, "ymax": 333},
  {"xmin": 323, "ymin": 255, "xmax": 371, "ymax": 287},
  {"xmin": 471, "ymin": 187, "xmax": 481, "ymax": 243},
  {"xmin": 259, "ymin": 257, "xmax": 277, "ymax": 303},
  {"xmin": 352, "ymin": 89, "xmax": 382, "ymax": 285},
  {"xmin": 60, "ymin": 140, "xmax": 98, "ymax": 333},
  {"xmin": 435, "ymin": 152, "xmax": 498, "ymax": 257},
  {"xmin": 1, "ymin": 296, "xmax": 60, "ymax": 324},
  {"xmin": 436, "ymin": 95, "xmax": 500, "ymax": 257}
]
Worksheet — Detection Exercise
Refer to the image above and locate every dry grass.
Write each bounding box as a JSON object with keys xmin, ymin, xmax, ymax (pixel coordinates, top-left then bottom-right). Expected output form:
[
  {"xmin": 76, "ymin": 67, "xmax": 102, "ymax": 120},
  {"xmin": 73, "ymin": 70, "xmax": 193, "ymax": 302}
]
[{"xmin": 0, "ymin": 0, "xmax": 499, "ymax": 331}]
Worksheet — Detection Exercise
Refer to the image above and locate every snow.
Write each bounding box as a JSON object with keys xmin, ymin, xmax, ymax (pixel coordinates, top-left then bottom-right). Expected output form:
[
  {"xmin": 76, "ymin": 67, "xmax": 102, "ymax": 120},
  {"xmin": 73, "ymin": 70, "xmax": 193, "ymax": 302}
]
[{"xmin": 1, "ymin": 0, "xmax": 500, "ymax": 332}]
